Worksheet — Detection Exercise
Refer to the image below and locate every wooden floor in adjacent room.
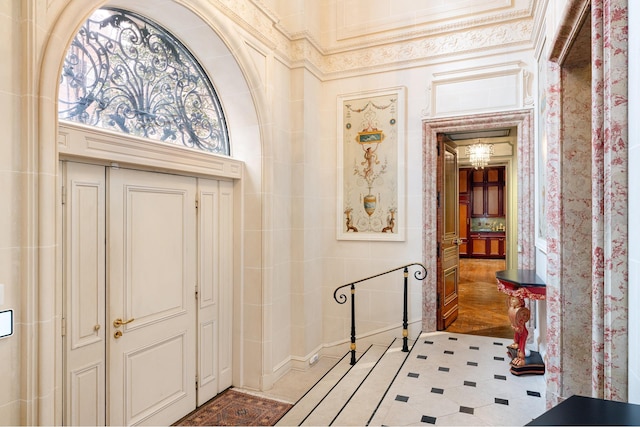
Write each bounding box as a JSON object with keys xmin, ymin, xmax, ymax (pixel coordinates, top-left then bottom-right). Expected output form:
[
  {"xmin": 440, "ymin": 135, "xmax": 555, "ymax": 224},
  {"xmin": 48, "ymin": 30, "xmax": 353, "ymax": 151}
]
[{"xmin": 444, "ymin": 257, "xmax": 513, "ymax": 339}]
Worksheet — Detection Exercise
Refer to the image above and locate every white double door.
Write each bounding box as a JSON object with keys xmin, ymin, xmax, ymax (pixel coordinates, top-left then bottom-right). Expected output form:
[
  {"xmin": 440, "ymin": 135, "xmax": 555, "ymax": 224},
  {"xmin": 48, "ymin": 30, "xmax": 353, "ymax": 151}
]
[{"xmin": 62, "ymin": 162, "xmax": 233, "ymax": 426}]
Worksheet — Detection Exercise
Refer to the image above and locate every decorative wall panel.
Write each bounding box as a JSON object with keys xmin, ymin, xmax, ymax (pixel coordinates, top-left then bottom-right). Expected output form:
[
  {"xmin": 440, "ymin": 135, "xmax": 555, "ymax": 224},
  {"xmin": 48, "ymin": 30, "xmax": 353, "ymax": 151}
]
[
  {"xmin": 431, "ymin": 63, "xmax": 525, "ymax": 117},
  {"xmin": 337, "ymin": 87, "xmax": 405, "ymax": 240}
]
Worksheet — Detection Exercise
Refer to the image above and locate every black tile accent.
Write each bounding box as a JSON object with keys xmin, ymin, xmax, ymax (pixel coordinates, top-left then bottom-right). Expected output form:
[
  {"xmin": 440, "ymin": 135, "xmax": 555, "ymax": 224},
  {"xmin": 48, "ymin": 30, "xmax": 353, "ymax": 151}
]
[
  {"xmin": 449, "ymin": 337, "xmax": 458, "ymax": 341},
  {"xmin": 417, "ymin": 354, "xmax": 428, "ymax": 360},
  {"xmin": 494, "ymin": 374, "xmax": 507, "ymax": 380},
  {"xmin": 527, "ymin": 390, "xmax": 542, "ymax": 397},
  {"xmin": 495, "ymin": 398, "xmax": 509, "ymax": 405},
  {"xmin": 467, "ymin": 361, "xmax": 478, "ymax": 366},
  {"xmin": 464, "ymin": 380, "xmax": 476, "ymax": 387},
  {"xmin": 444, "ymin": 350, "xmax": 454, "ymax": 355},
  {"xmin": 431, "ymin": 387, "xmax": 444, "ymax": 394},
  {"xmin": 438, "ymin": 366, "xmax": 450, "ymax": 372},
  {"xmin": 421, "ymin": 415, "xmax": 437, "ymax": 424},
  {"xmin": 408, "ymin": 372, "xmax": 419, "ymax": 378},
  {"xmin": 493, "ymin": 342, "xmax": 503, "ymax": 346},
  {"xmin": 470, "ymin": 345, "xmax": 479, "ymax": 350},
  {"xmin": 424, "ymin": 340, "xmax": 434, "ymax": 344},
  {"xmin": 494, "ymin": 356, "xmax": 505, "ymax": 361},
  {"xmin": 460, "ymin": 406, "xmax": 474, "ymax": 415},
  {"xmin": 395, "ymin": 395, "xmax": 409, "ymax": 402}
]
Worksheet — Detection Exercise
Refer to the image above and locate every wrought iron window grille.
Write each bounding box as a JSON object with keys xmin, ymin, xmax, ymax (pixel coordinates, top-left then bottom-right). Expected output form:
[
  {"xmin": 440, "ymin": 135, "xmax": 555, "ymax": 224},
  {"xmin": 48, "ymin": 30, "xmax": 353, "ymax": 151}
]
[{"xmin": 59, "ymin": 8, "xmax": 230, "ymax": 155}]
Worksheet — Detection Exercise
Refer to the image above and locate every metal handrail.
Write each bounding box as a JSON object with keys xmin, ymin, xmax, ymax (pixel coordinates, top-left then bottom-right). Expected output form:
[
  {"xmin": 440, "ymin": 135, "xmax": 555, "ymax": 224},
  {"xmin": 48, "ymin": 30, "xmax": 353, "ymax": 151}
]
[{"xmin": 333, "ymin": 262, "xmax": 427, "ymax": 365}]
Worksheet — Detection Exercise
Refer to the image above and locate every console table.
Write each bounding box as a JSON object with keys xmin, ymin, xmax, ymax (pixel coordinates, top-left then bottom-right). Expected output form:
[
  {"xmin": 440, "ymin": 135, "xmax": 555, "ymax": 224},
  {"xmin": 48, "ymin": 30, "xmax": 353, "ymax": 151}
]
[{"xmin": 495, "ymin": 269, "xmax": 546, "ymax": 375}]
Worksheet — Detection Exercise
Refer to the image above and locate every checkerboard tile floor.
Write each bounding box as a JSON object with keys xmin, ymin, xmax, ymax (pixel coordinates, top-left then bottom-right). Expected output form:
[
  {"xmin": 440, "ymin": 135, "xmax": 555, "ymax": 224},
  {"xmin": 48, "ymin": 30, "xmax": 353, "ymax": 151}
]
[{"xmin": 368, "ymin": 331, "xmax": 546, "ymax": 426}]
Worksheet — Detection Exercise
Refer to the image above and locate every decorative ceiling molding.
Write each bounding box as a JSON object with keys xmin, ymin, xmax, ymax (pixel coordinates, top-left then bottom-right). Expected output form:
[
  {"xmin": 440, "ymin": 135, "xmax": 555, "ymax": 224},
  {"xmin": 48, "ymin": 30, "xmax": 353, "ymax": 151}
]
[
  {"xmin": 329, "ymin": 2, "xmax": 535, "ymax": 54},
  {"xmin": 200, "ymin": 0, "xmax": 537, "ymax": 78},
  {"xmin": 318, "ymin": 20, "xmax": 534, "ymax": 75}
]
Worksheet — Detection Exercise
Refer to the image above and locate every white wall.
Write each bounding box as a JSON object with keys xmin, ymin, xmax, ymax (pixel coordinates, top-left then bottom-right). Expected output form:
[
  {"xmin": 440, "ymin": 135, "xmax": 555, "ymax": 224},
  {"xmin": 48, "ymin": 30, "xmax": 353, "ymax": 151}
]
[
  {"xmin": 0, "ymin": 1, "xmax": 22, "ymax": 423},
  {"xmin": 320, "ymin": 69, "xmax": 428, "ymax": 346},
  {"xmin": 319, "ymin": 51, "xmax": 536, "ymax": 346}
]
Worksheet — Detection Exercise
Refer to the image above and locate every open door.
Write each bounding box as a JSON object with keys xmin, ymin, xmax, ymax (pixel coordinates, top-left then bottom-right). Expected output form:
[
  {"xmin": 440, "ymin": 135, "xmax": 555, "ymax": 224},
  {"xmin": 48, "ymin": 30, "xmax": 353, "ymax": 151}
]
[{"xmin": 436, "ymin": 135, "xmax": 460, "ymax": 330}]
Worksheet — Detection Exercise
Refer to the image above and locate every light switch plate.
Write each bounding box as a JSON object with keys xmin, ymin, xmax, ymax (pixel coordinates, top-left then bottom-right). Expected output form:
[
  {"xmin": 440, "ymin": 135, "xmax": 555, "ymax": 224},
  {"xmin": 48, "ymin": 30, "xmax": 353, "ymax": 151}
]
[{"xmin": 0, "ymin": 309, "xmax": 13, "ymax": 339}]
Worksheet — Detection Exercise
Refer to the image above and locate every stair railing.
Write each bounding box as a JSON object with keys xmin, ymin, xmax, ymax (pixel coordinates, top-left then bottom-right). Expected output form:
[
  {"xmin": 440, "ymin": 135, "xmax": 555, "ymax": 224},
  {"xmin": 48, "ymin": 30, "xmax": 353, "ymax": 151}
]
[{"xmin": 333, "ymin": 262, "xmax": 427, "ymax": 365}]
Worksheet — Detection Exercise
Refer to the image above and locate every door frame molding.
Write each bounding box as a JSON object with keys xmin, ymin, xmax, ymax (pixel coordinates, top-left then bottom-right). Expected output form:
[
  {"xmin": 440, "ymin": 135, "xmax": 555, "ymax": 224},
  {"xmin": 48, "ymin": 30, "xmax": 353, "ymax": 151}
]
[
  {"xmin": 58, "ymin": 122, "xmax": 243, "ymax": 181},
  {"xmin": 421, "ymin": 109, "xmax": 535, "ymax": 332},
  {"xmin": 58, "ymin": 123, "xmax": 243, "ymax": 424}
]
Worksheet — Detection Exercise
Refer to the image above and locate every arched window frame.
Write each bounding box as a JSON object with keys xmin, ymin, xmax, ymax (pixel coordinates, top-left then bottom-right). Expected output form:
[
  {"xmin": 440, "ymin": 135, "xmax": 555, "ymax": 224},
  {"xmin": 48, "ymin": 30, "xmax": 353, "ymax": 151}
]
[{"xmin": 58, "ymin": 7, "xmax": 230, "ymax": 155}]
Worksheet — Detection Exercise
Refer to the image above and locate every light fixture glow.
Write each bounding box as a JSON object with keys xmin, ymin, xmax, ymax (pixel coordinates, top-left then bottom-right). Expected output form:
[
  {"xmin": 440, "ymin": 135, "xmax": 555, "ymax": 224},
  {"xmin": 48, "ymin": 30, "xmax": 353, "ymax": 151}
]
[{"xmin": 466, "ymin": 142, "xmax": 493, "ymax": 169}]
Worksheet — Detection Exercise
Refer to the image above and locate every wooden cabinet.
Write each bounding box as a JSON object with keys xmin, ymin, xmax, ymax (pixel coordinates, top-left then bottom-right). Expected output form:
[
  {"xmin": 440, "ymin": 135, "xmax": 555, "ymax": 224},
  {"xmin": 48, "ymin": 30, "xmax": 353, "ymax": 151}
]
[
  {"xmin": 458, "ymin": 169, "xmax": 470, "ymax": 256},
  {"xmin": 470, "ymin": 167, "xmax": 505, "ymax": 218},
  {"xmin": 459, "ymin": 166, "xmax": 506, "ymax": 259},
  {"xmin": 469, "ymin": 232, "xmax": 506, "ymax": 258}
]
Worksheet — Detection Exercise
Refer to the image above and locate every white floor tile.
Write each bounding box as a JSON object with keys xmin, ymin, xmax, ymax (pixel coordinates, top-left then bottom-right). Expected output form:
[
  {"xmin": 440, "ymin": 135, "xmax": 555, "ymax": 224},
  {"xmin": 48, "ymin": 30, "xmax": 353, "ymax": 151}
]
[{"xmin": 270, "ymin": 332, "xmax": 547, "ymax": 426}]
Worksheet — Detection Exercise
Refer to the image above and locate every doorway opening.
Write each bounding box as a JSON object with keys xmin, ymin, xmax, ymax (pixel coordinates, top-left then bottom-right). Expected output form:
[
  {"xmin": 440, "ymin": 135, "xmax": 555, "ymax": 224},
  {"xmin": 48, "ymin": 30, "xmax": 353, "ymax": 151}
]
[
  {"xmin": 446, "ymin": 131, "xmax": 514, "ymax": 338},
  {"xmin": 422, "ymin": 109, "xmax": 536, "ymax": 335}
]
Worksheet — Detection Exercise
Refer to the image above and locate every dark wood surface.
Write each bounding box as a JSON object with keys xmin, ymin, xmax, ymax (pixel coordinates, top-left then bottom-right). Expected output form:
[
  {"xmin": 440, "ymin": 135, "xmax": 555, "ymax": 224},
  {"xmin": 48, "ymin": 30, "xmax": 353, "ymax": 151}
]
[
  {"xmin": 458, "ymin": 167, "xmax": 506, "ymax": 258},
  {"xmin": 468, "ymin": 232, "xmax": 506, "ymax": 258},
  {"xmin": 495, "ymin": 269, "xmax": 545, "ymax": 288},
  {"xmin": 527, "ymin": 395, "xmax": 640, "ymax": 426}
]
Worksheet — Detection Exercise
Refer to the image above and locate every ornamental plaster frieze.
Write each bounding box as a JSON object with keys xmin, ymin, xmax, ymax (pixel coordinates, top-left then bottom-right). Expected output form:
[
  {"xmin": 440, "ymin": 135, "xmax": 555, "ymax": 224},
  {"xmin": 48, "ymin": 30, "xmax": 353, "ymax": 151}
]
[
  {"xmin": 289, "ymin": 37, "xmax": 325, "ymax": 71},
  {"xmin": 329, "ymin": 4, "xmax": 535, "ymax": 54},
  {"xmin": 316, "ymin": 20, "xmax": 534, "ymax": 76}
]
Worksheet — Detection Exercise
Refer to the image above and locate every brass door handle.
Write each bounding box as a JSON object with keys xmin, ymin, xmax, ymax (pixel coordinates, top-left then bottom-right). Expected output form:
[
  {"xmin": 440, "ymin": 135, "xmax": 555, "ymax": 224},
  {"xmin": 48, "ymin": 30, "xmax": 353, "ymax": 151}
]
[{"xmin": 113, "ymin": 317, "xmax": 135, "ymax": 328}]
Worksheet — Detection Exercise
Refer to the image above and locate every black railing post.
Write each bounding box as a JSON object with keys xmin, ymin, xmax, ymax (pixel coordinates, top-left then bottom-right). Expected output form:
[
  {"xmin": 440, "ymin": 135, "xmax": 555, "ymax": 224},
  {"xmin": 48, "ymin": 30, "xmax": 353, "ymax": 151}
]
[
  {"xmin": 402, "ymin": 267, "xmax": 409, "ymax": 352},
  {"xmin": 350, "ymin": 285, "xmax": 356, "ymax": 365},
  {"xmin": 332, "ymin": 263, "xmax": 427, "ymax": 365}
]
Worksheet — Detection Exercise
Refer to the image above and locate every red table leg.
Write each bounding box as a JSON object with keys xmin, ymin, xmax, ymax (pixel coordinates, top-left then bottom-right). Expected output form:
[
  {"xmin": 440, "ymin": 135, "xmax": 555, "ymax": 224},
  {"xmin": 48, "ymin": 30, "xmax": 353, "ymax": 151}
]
[{"xmin": 506, "ymin": 296, "xmax": 530, "ymax": 366}]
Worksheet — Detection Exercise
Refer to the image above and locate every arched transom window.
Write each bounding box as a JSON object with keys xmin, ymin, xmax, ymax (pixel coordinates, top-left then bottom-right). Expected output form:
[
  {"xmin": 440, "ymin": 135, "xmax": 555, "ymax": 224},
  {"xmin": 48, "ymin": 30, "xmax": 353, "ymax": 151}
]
[{"xmin": 59, "ymin": 8, "xmax": 230, "ymax": 155}]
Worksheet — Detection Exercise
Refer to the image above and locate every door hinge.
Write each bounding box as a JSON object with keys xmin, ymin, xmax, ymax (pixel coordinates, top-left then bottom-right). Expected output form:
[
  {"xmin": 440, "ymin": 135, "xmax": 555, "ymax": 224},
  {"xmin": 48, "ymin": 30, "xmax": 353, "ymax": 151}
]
[
  {"xmin": 195, "ymin": 374, "xmax": 199, "ymax": 389},
  {"xmin": 437, "ymin": 191, "xmax": 440, "ymax": 208},
  {"xmin": 61, "ymin": 317, "xmax": 66, "ymax": 337},
  {"xmin": 436, "ymin": 242, "xmax": 441, "ymax": 259},
  {"xmin": 195, "ymin": 289, "xmax": 198, "ymax": 300},
  {"xmin": 61, "ymin": 186, "xmax": 66, "ymax": 205},
  {"xmin": 195, "ymin": 199, "xmax": 198, "ymax": 209},
  {"xmin": 437, "ymin": 144, "xmax": 440, "ymax": 156}
]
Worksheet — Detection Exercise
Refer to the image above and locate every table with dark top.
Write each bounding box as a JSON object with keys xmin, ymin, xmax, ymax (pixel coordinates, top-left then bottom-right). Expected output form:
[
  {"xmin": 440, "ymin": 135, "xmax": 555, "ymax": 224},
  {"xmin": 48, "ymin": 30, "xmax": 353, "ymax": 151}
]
[
  {"xmin": 495, "ymin": 269, "xmax": 546, "ymax": 375},
  {"xmin": 527, "ymin": 395, "xmax": 640, "ymax": 426},
  {"xmin": 495, "ymin": 269, "xmax": 546, "ymax": 298}
]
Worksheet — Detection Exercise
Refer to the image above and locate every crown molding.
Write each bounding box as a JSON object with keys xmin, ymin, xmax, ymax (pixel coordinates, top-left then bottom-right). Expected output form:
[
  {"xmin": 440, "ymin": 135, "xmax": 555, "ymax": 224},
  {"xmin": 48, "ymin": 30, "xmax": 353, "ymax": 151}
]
[
  {"xmin": 129, "ymin": 0, "xmax": 540, "ymax": 80},
  {"xmin": 327, "ymin": 3, "xmax": 535, "ymax": 55}
]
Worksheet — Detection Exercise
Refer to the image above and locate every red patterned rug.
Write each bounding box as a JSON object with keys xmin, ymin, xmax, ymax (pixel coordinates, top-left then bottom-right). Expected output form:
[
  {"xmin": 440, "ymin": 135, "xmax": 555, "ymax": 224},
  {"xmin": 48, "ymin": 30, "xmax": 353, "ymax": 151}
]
[{"xmin": 174, "ymin": 388, "xmax": 292, "ymax": 426}]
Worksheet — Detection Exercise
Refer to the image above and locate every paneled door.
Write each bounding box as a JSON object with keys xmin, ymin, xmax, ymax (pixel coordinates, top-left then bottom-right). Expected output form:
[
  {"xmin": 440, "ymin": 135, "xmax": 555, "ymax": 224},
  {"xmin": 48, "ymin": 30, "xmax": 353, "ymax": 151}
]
[
  {"xmin": 63, "ymin": 162, "xmax": 107, "ymax": 426},
  {"xmin": 108, "ymin": 168, "xmax": 197, "ymax": 425},
  {"xmin": 63, "ymin": 162, "xmax": 233, "ymax": 426},
  {"xmin": 196, "ymin": 179, "xmax": 234, "ymax": 405},
  {"xmin": 436, "ymin": 137, "xmax": 460, "ymax": 330}
]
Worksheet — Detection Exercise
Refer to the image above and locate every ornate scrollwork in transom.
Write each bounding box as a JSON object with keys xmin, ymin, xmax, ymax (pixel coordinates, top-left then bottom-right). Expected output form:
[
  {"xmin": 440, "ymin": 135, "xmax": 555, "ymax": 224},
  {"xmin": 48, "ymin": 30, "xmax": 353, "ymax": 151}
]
[{"xmin": 58, "ymin": 8, "xmax": 230, "ymax": 155}]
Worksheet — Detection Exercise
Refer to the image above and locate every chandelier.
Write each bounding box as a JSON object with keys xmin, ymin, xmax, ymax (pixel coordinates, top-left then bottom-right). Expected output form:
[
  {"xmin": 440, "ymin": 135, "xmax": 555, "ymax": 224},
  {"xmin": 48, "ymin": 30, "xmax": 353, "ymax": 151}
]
[{"xmin": 466, "ymin": 142, "xmax": 494, "ymax": 169}]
